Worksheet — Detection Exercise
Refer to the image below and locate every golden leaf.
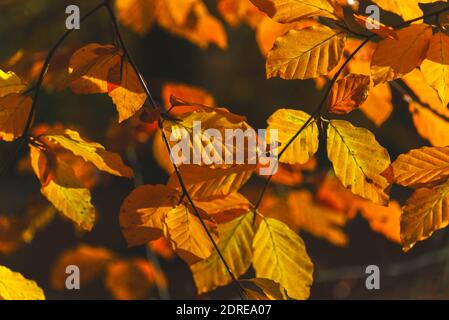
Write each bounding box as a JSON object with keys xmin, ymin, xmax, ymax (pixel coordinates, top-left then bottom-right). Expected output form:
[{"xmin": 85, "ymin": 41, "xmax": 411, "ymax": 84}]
[
  {"xmin": 165, "ymin": 204, "xmax": 218, "ymax": 264},
  {"xmin": 167, "ymin": 164, "xmax": 255, "ymax": 200},
  {"xmin": 0, "ymin": 93, "xmax": 31, "ymax": 141},
  {"xmin": 327, "ymin": 120, "xmax": 391, "ymax": 205},
  {"xmin": 371, "ymin": 24, "xmax": 432, "ymax": 85},
  {"xmin": 115, "ymin": 0, "xmax": 156, "ymax": 35},
  {"xmin": 401, "ymin": 183, "xmax": 449, "ymax": 251},
  {"xmin": 266, "ymin": 109, "xmax": 319, "ymax": 165},
  {"xmin": 252, "ymin": 217, "xmax": 313, "ymax": 300},
  {"xmin": 194, "ymin": 192, "xmax": 251, "ymax": 223},
  {"xmin": 383, "ymin": 146, "xmax": 449, "ymax": 188},
  {"xmin": 421, "ymin": 32, "xmax": 449, "ymax": 107},
  {"xmin": 190, "ymin": 211, "xmax": 254, "ymax": 294},
  {"xmin": 359, "ymin": 83, "xmax": 393, "ymax": 127},
  {"xmin": 250, "ymin": 0, "xmax": 337, "ymax": 23},
  {"xmin": 266, "ymin": 25, "xmax": 346, "ymax": 79},
  {"xmin": 120, "ymin": 185, "xmax": 178, "ymax": 246},
  {"xmin": 0, "ymin": 69, "xmax": 26, "ymax": 97},
  {"xmin": 0, "ymin": 265, "xmax": 45, "ymax": 300},
  {"xmin": 328, "ymin": 74, "xmax": 370, "ymax": 115}
]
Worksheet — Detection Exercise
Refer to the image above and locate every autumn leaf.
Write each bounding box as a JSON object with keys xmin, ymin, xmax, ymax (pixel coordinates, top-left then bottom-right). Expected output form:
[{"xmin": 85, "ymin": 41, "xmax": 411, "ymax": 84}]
[
  {"xmin": 266, "ymin": 25, "xmax": 346, "ymax": 79},
  {"xmin": 107, "ymin": 59, "xmax": 147, "ymax": 123},
  {"xmin": 156, "ymin": 0, "xmax": 228, "ymax": 50},
  {"xmin": 371, "ymin": 0, "xmax": 437, "ymax": 22},
  {"xmin": 40, "ymin": 128, "xmax": 133, "ymax": 178},
  {"xmin": 0, "ymin": 265, "xmax": 45, "ymax": 300},
  {"xmin": 250, "ymin": 0, "xmax": 337, "ymax": 23},
  {"xmin": 191, "ymin": 211, "xmax": 254, "ymax": 294},
  {"xmin": 0, "ymin": 69, "xmax": 31, "ymax": 141},
  {"xmin": 167, "ymin": 164, "xmax": 255, "ymax": 200},
  {"xmin": 328, "ymin": 74, "xmax": 370, "ymax": 115},
  {"xmin": 50, "ymin": 244, "xmax": 115, "ymax": 290},
  {"xmin": 266, "ymin": 109, "xmax": 319, "ymax": 165},
  {"xmin": 421, "ymin": 32, "xmax": 449, "ymax": 107},
  {"xmin": 359, "ymin": 201, "xmax": 401, "ymax": 244},
  {"xmin": 0, "ymin": 93, "xmax": 32, "ymax": 141},
  {"xmin": 65, "ymin": 43, "xmax": 122, "ymax": 94},
  {"xmin": 353, "ymin": 14, "xmax": 398, "ymax": 40},
  {"xmin": 327, "ymin": 120, "xmax": 391, "ymax": 205},
  {"xmin": 371, "ymin": 24, "xmax": 432, "ymax": 85},
  {"xmin": 401, "ymin": 183, "xmax": 449, "ymax": 251},
  {"xmin": 30, "ymin": 144, "xmax": 97, "ymax": 231},
  {"xmin": 148, "ymin": 237, "xmax": 175, "ymax": 260},
  {"xmin": 255, "ymin": 17, "xmax": 318, "ymax": 56},
  {"xmin": 165, "ymin": 204, "xmax": 218, "ymax": 265},
  {"xmin": 0, "ymin": 69, "xmax": 26, "ymax": 96},
  {"xmin": 242, "ymin": 278, "xmax": 288, "ymax": 300},
  {"xmin": 194, "ymin": 192, "xmax": 251, "ymax": 223},
  {"xmin": 120, "ymin": 185, "xmax": 178, "ymax": 246},
  {"xmin": 360, "ymin": 83, "xmax": 393, "ymax": 127},
  {"xmin": 162, "ymin": 83, "xmax": 215, "ymax": 109},
  {"xmin": 105, "ymin": 258, "xmax": 167, "ymax": 300},
  {"xmin": 252, "ymin": 217, "xmax": 313, "ymax": 300},
  {"xmin": 383, "ymin": 146, "xmax": 449, "ymax": 188},
  {"xmin": 115, "ymin": 0, "xmax": 156, "ymax": 35}
]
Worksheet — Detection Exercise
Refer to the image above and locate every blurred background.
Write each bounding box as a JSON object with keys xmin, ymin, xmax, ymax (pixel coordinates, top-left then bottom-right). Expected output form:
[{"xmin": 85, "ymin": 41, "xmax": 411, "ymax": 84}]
[{"xmin": 1, "ymin": 0, "xmax": 449, "ymax": 300}]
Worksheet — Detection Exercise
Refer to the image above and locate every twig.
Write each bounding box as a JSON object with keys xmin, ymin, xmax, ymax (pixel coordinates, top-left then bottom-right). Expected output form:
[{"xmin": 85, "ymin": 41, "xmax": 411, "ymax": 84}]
[{"xmin": 104, "ymin": 2, "xmax": 246, "ymax": 299}]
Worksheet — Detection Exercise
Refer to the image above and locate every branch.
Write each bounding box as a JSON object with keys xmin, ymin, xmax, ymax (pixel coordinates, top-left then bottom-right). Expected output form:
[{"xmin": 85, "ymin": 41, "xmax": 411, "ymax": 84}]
[{"xmin": 103, "ymin": 2, "xmax": 246, "ymax": 299}]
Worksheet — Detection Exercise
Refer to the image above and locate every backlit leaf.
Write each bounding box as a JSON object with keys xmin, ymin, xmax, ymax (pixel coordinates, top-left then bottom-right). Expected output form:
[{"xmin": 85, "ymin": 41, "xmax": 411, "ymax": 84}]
[
  {"xmin": 0, "ymin": 265, "xmax": 45, "ymax": 300},
  {"xmin": 328, "ymin": 74, "xmax": 370, "ymax": 115},
  {"xmin": 327, "ymin": 120, "xmax": 391, "ymax": 205}
]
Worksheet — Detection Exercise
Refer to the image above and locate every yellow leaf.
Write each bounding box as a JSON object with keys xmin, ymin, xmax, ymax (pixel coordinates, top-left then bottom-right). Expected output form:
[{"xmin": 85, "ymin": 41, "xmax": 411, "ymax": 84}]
[
  {"xmin": 328, "ymin": 74, "xmax": 370, "ymax": 115},
  {"xmin": 409, "ymin": 102, "xmax": 449, "ymax": 147},
  {"xmin": 0, "ymin": 69, "xmax": 26, "ymax": 97},
  {"xmin": 401, "ymin": 183, "xmax": 449, "ymax": 251},
  {"xmin": 421, "ymin": 32, "xmax": 449, "ymax": 107},
  {"xmin": 191, "ymin": 211, "xmax": 254, "ymax": 294},
  {"xmin": 41, "ymin": 128, "xmax": 133, "ymax": 178},
  {"xmin": 327, "ymin": 120, "xmax": 391, "ymax": 205},
  {"xmin": 383, "ymin": 146, "xmax": 449, "ymax": 188},
  {"xmin": 371, "ymin": 24, "xmax": 431, "ymax": 85},
  {"xmin": 165, "ymin": 204, "xmax": 218, "ymax": 264},
  {"xmin": 255, "ymin": 17, "xmax": 318, "ymax": 56},
  {"xmin": 120, "ymin": 185, "xmax": 178, "ymax": 246},
  {"xmin": 194, "ymin": 192, "xmax": 251, "ymax": 223},
  {"xmin": 267, "ymin": 25, "xmax": 346, "ymax": 79},
  {"xmin": 0, "ymin": 93, "xmax": 31, "ymax": 141},
  {"xmin": 162, "ymin": 82, "xmax": 215, "ymax": 108},
  {"xmin": 65, "ymin": 43, "xmax": 122, "ymax": 94},
  {"xmin": 29, "ymin": 145, "xmax": 97, "ymax": 231},
  {"xmin": 359, "ymin": 201, "xmax": 401, "ymax": 244},
  {"xmin": 156, "ymin": 1, "xmax": 227, "ymax": 49},
  {"xmin": 371, "ymin": 0, "xmax": 436, "ymax": 21},
  {"xmin": 115, "ymin": 0, "xmax": 156, "ymax": 35},
  {"xmin": 252, "ymin": 217, "xmax": 313, "ymax": 300},
  {"xmin": 107, "ymin": 60, "xmax": 147, "ymax": 122},
  {"xmin": 359, "ymin": 83, "xmax": 393, "ymax": 127},
  {"xmin": 0, "ymin": 265, "xmax": 45, "ymax": 300},
  {"xmin": 167, "ymin": 164, "xmax": 255, "ymax": 199},
  {"xmin": 242, "ymin": 278, "xmax": 288, "ymax": 300},
  {"xmin": 104, "ymin": 258, "xmax": 167, "ymax": 300},
  {"xmin": 266, "ymin": 109, "xmax": 319, "ymax": 165},
  {"xmin": 250, "ymin": 0, "xmax": 337, "ymax": 23},
  {"xmin": 50, "ymin": 244, "xmax": 115, "ymax": 290}
]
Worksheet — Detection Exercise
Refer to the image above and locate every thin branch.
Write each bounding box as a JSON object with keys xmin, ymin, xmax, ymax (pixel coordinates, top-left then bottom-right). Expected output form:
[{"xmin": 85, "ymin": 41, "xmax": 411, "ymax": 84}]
[{"xmin": 103, "ymin": 2, "xmax": 246, "ymax": 299}]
